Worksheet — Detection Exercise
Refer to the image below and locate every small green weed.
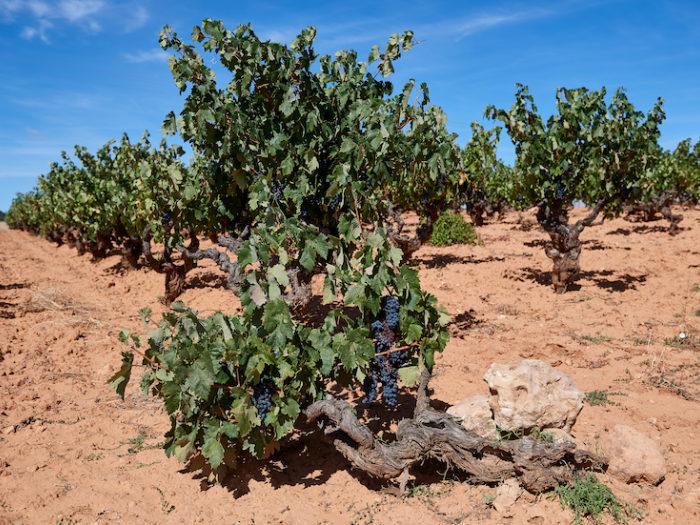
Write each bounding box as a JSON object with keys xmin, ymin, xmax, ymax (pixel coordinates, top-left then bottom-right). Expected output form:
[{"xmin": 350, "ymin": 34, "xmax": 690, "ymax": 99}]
[
  {"xmin": 117, "ymin": 432, "xmax": 164, "ymax": 456},
  {"xmin": 483, "ymin": 492, "xmax": 497, "ymax": 506},
  {"xmin": 116, "ymin": 460, "xmax": 161, "ymax": 471},
  {"xmin": 664, "ymin": 333, "xmax": 700, "ymax": 349},
  {"xmin": 625, "ymin": 337, "xmax": 656, "ymax": 346},
  {"xmin": 691, "ymin": 285, "xmax": 700, "ymax": 293},
  {"xmin": 83, "ymin": 453, "xmax": 104, "ymax": 461},
  {"xmin": 495, "ymin": 425, "xmax": 557, "ymax": 443},
  {"xmin": 55, "ymin": 516, "xmax": 81, "ymax": 525},
  {"xmin": 584, "ymin": 390, "xmax": 627, "ymax": 407},
  {"xmin": 156, "ymin": 486, "xmax": 174, "ymax": 514},
  {"xmin": 406, "ymin": 483, "xmax": 441, "ymax": 505},
  {"xmin": 570, "ymin": 332, "xmax": 612, "ymax": 345},
  {"xmin": 553, "ymin": 475, "xmax": 642, "ymax": 525},
  {"xmin": 530, "ymin": 427, "xmax": 558, "ymax": 443},
  {"xmin": 428, "ymin": 211, "xmax": 481, "ymax": 247}
]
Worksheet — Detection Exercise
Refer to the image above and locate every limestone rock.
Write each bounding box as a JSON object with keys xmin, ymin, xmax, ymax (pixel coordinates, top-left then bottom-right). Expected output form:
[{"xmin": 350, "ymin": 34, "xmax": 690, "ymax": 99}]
[
  {"xmin": 446, "ymin": 393, "xmax": 498, "ymax": 438},
  {"xmin": 543, "ymin": 428, "xmax": 587, "ymax": 450},
  {"xmin": 493, "ymin": 478, "xmax": 522, "ymax": 512},
  {"xmin": 483, "ymin": 359, "xmax": 584, "ymax": 432},
  {"xmin": 605, "ymin": 425, "xmax": 666, "ymax": 485}
]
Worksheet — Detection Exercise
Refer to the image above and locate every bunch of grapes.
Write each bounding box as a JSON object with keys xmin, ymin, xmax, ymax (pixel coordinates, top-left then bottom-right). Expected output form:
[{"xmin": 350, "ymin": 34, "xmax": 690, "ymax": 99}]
[
  {"xmin": 161, "ymin": 210, "xmax": 174, "ymax": 224},
  {"xmin": 271, "ymin": 181, "xmax": 286, "ymax": 203},
  {"xmin": 362, "ymin": 296, "xmax": 403, "ymax": 406},
  {"xmin": 251, "ymin": 378, "xmax": 275, "ymax": 423},
  {"xmin": 555, "ymin": 182, "xmax": 566, "ymax": 200},
  {"xmin": 329, "ymin": 194, "xmax": 341, "ymax": 211},
  {"xmin": 382, "ymin": 296, "xmax": 400, "ymax": 330},
  {"xmin": 362, "ymin": 373, "xmax": 379, "ymax": 403},
  {"xmin": 621, "ymin": 185, "xmax": 637, "ymax": 202}
]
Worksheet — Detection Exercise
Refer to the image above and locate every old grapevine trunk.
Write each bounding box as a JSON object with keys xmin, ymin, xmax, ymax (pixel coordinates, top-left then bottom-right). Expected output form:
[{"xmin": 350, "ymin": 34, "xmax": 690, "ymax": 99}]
[
  {"xmin": 625, "ymin": 190, "xmax": 683, "ymax": 235},
  {"xmin": 178, "ymin": 227, "xmax": 315, "ymax": 316},
  {"xmin": 142, "ymin": 227, "xmax": 199, "ymax": 304},
  {"xmin": 385, "ymin": 202, "xmax": 440, "ymax": 263},
  {"xmin": 304, "ymin": 369, "xmax": 606, "ymax": 494},
  {"xmin": 536, "ymin": 199, "xmax": 606, "ymax": 294}
]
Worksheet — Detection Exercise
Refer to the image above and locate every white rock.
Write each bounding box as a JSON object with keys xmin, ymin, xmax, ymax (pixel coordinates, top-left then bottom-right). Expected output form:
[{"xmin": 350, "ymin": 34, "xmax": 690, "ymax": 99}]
[
  {"xmin": 605, "ymin": 425, "xmax": 666, "ymax": 485},
  {"xmin": 483, "ymin": 359, "xmax": 584, "ymax": 433},
  {"xmin": 446, "ymin": 393, "xmax": 498, "ymax": 438},
  {"xmin": 542, "ymin": 428, "xmax": 587, "ymax": 449},
  {"xmin": 493, "ymin": 478, "xmax": 522, "ymax": 512}
]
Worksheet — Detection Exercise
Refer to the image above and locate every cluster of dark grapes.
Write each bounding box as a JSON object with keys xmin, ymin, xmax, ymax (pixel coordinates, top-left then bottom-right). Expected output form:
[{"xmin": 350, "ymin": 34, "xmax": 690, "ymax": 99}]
[
  {"xmin": 161, "ymin": 210, "xmax": 173, "ymax": 224},
  {"xmin": 271, "ymin": 181, "xmax": 286, "ymax": 203},
  {"xmin": 555, "ymin": 182, "xmax": 566, "ymax": 200},
  {"xmin": 621, "ymin": 185, "xmax": 637, "ymax": 202},
  {"xmin": 329, "ymin": 194, "xmax": 341, "ymax": 211},
  {"xmin": 251, "ymin": 378, "xmax": 275, "ymax": 423},
  {"xmin": 362, "ymin": 296, "xmax": 405, "ymax": 406},
  {"xmin": 382, "ymin": 296, "xmax": 400, "ymax": 330},
  {"xmin": 219, "ymin": 359, "xmax": 231, "ymax": 375}
]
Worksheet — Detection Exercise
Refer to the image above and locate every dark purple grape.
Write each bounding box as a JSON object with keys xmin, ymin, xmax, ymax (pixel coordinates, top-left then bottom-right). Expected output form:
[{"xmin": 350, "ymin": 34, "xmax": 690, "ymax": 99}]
[{"xmin": 251, "ymin": 378, "xmax": 275, "ymax": 422}]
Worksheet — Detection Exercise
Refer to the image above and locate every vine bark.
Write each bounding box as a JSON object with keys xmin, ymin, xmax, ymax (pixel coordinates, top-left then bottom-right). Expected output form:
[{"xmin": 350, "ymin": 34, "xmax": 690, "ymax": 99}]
[{"xmin": 304, "ymin": 368, "xmax": 606, "ymax": 494}]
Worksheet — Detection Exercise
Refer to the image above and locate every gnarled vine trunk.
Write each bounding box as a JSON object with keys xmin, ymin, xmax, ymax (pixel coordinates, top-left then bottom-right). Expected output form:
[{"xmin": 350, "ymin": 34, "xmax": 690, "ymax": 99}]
[
  {"xmin": 467, "ymin": 198, "xmax": 506, "ymax": 227},
  {"xmin": 177, "ymin": 229, "xmax": 249, "ymax": 295},
  {"xmin": 625, "ymin": 191, "xmax": 683, "ymax": 235},
  {"xmin": 120, "ymin": 237, "xmax": 143, "ymax": 270},
  {"xmin": 304, "ymin": 369, "xmax": 606, "ymax": 494},
  {"xmin": 536, "ymin": 199, "xmax": 606, "ymax": 294},
  {"xmin": 385, "ymin": 202, "xmax": 440, "ymax": 263},
  {"xmin": 142, "ymin": 227, "xmax": 199, "ymax": 304},
  {"xmin": 177, "ymin": 227, "xmax": 315, "ymax": 315}
]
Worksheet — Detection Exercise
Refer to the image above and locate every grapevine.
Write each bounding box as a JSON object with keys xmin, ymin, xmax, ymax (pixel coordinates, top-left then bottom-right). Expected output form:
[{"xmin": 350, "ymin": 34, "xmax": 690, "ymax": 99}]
[{"xmin": 6, "ymin": 18, "xmax": 618, "ymax": 493}]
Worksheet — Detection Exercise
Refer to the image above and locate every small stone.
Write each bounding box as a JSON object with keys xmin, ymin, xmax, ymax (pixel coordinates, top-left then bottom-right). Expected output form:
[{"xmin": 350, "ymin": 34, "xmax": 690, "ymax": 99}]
[
  {"xmin": 447, "ymin": 393, "xmax": 497, "ymax": 438},
  {"xmin": 606, "ymin": 425, "xmax": 666, "ymax": 485},
  {"xmin": 2, "ymin": 426, "xmax": 15, "ymax": 435},
  {"xmin": 493, "ymin": 478, "xmax": 522, "ymax": 512}
]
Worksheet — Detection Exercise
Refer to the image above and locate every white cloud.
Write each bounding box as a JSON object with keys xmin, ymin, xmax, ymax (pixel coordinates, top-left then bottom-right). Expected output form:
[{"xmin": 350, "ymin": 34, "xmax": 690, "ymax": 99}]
[
  {"xmin": 123, "ymin": 49, "xmax": 169, "ymax": 63},
  {"xmin": 26, "ymin": 1, "xmax": 51, "ymax": 18},
  {"xmin": 8, "ymin": 0, "xmax": 106, "ymax": 41},
  {"xmin": 21, "ymin": 17, "xmax": 51, "ymax": 42},
  {"xmin": 0, "ymin": 0, "xmax": 24, "ymax": 16},
  {"xmin": 123, "ymin": 5, "xmax": 147, "ymax": 32},
  {"xmin": 257, "ymin": 28, "xmax": 300, "ymax": 45},
  {"xmin": 59, "ymin": 0, "xmax": 103, "ymax": 22}
]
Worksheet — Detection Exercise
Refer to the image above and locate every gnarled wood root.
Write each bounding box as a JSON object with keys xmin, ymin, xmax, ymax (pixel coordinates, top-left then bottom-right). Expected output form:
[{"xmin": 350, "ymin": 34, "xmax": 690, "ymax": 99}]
[{"xmin": 304, "ymin": 370, "xmax": 606, "ymax": 494}]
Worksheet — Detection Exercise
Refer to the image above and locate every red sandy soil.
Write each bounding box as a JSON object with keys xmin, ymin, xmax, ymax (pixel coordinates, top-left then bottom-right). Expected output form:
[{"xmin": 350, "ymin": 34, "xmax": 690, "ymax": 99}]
[{"xmin": 1, "ymin": 208, "xmax": 700, "ymax": 525}]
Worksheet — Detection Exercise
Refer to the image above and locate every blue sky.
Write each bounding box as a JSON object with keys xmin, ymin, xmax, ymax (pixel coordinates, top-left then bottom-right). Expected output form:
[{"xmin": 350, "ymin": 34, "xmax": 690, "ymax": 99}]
[{"xmin": 1, "ymin": 0, "xmax": 698, "ymax": 213}]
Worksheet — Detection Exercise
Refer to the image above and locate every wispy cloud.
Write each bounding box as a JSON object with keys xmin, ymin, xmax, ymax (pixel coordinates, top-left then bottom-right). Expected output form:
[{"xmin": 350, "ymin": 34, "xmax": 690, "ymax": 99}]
[
  {"xmin": 453, "ymin": 14, "xmax": 523, "ymax": 39},
  {"xmin": 24, "ymin": 126, "xmax": 46, "ymax": 139},
  {"xmin": 5, "ymin": 0, "xmax": 106, "ymax": 42},
  {"xmin": 123, "ymin": 4, "xmax": 147, "ymax": 32},
  {"xmin": 123, "ymin": 49, "xmax": 169, "ymax": 63},
  {"xmin": 60, "ymin": 0, "xmax": 103, "ymax": 22},
  {"xmin": 20, "ymin": 17, "xmax": 51, "ymax": 42},
  {"xmin": 257, "ymin": 28, "xmax": 300, "ymax": 45}
]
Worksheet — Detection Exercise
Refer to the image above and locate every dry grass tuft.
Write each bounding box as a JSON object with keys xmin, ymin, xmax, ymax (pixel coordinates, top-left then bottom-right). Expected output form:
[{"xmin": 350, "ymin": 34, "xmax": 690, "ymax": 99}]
[
  {"xmin": 21, "ymin": 287, "xmax": 91, "ymax": 314},
  {"xmin": 21, "ymin": 287, "xmax": 111, "ymax": 331}
]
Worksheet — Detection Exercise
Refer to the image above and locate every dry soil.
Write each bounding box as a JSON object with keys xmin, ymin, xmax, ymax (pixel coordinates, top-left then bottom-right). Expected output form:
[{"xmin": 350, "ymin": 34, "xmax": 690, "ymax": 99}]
[{"xmin": 1, "ymin": 208, "xmax": 700, "ymax": 525}]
